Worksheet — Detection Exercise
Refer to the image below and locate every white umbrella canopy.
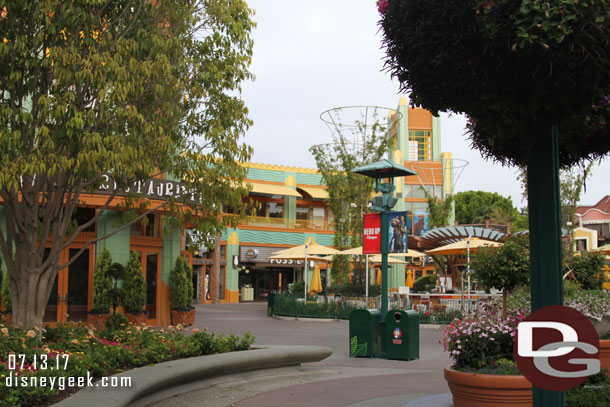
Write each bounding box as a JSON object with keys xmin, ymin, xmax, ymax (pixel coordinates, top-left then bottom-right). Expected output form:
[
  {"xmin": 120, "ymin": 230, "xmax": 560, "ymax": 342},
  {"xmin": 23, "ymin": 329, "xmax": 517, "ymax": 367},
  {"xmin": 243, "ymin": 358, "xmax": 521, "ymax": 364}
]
[
  {"xmin": 270, "ymin": 241, "xmax": 339, "ymax": 258},
  {"xmin": 389, "ymin": 249, "xmax": 425, "ymax": 258},
  {"xmin": 426, "ymin": 237, "xmax": 502, "ymax": 256},
  {"xmin": 368, "ymin": 254, "xmax": 408, "ymax": 264},
  {"xmin": 594, "ymin": 243, "xmax": 610, "ymax": 254}
]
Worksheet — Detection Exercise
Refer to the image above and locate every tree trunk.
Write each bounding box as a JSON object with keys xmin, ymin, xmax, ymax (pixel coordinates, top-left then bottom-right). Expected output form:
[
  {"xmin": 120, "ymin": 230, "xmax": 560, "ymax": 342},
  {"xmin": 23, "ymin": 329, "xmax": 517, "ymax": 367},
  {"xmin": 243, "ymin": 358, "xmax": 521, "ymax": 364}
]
[{"xmin": 10, "ymin": 266, "xmax": 58, "ymax": 329}]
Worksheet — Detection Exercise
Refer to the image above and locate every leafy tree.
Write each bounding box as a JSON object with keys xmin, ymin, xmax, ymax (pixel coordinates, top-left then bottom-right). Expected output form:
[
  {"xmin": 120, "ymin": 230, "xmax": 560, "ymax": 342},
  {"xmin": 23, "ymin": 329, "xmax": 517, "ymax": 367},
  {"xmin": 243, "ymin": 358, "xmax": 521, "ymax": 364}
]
[
  {"xmin": 310, "ymin": 109, "xmax": 393, "ymax": 283},
  {"xmin": 0, "ymin": 0, "xmax": 254, "ymax": 328},
  {"xmin": 518, "ymin": 162, "xmax": 594, "ymax": 250},
  {"xmin": 454, "ymin": 191, "xmax": 520, "ymax": 226},
  {"xmin": 563, "ymin": 251, "xmax": 606, "ymax": 290},
  {"xmin": 471, "ymin": 235, "xmax": 530, "ymax": 319},
  {"xmin": 91, "ymin": 247, "xmax": 113, "ymax": 313},
  {"xmin": 425, "ymin": 190, "xmax": 454, "ymax": 228},
  {"xmin": 169, "ymin": 256, "xmax": 194, "ymax": 310},
  {"xmin": 122, "ymin": 253, "xmax": 146, "ymax": 314}
]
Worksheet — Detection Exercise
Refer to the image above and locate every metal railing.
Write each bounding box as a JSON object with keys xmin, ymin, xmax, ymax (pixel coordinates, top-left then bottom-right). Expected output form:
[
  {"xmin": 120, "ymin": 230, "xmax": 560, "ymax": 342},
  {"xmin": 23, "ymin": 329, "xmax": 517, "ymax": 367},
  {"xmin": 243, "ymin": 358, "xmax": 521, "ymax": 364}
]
[
  {"xmin": 240, "ymin": 215, "xmax": 333, "ymax": 231},
  {"xmin": 269, "ymin": 292, "xmax": 468, "ymax": 324}
]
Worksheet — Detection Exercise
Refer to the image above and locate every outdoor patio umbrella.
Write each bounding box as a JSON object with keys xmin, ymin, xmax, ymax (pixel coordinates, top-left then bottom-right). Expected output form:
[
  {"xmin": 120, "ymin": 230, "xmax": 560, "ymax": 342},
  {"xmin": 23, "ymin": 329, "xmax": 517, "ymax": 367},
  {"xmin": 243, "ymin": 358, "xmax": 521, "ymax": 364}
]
[
  {"xmin": 594, "ymin": 243, "xmax": 610, "ymax": 254},
  {"xmin": 389, "ymin": 249, "xmax": 426, "ymax": 258},
  {"xmin": 368, "ymin": 254, "xmax": 409, "ymax": 264},
  {"xmin": 270, "ymin": 241, "xmax": 339, "ymax": 257},
  {"xmin": 425, "ymin": 237, "xmax": 502, "ymax": 256},
  {"xmin": 309, "ymin": 265, "xmax": 323, "ymax": 293},
  {"xmin": 269, "ymin": 238, "xmax": 338, "ymax": 298},
  {"xmin": 405, "ymin": 269, "xmax": 414, "ymax": 288}
]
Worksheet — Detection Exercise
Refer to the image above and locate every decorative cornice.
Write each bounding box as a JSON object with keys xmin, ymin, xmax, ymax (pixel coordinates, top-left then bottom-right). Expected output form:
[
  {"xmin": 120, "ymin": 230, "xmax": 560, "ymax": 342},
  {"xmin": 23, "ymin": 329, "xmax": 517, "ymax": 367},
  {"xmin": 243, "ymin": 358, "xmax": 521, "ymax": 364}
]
[{"xmin": 241, "ymin": 161, "xmax": 320, "ymax": 174}]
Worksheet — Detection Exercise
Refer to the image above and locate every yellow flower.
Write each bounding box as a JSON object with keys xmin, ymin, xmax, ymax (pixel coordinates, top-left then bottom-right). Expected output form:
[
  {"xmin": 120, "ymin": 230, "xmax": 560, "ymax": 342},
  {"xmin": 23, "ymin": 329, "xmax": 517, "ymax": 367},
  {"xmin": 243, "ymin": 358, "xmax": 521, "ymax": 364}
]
[
  {"xmin": 1, "ymin": 327, "xmax": 8, "ymax": 335},
  {"xmin": 26, "ymin": 330, "xmax": 36, "ymax": 338},
  {"xmin": 71, "ymin": 339, "xmax": 78, "ymax": 344}
]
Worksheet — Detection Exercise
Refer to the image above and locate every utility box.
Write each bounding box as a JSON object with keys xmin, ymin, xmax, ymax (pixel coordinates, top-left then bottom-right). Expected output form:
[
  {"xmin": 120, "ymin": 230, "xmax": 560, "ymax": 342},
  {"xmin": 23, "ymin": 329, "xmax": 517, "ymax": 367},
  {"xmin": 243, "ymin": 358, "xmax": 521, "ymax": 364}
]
[
  {"xmin": 385, "ymin": 310, "xmax": 419, "ymax": 360},
  {"xmin": 349, "ymin": 309, "xmax": 381, "ymax": 358}
]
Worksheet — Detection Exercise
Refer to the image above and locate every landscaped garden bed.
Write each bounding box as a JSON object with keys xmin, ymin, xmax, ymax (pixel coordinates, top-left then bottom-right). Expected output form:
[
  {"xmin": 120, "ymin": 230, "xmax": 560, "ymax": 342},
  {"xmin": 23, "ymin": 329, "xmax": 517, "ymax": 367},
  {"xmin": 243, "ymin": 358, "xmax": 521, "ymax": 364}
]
[{"xmin": 0, "ymin": 319, "xmax": 254, "ymax": 407}]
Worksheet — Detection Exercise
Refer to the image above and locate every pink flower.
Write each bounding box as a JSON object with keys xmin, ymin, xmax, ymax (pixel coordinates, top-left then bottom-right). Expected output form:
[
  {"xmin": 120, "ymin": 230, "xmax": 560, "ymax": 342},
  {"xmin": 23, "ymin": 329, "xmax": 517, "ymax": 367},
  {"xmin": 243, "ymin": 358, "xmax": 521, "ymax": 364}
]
[{"xmin": 378, "ymin": 0, "xmax": 389, "ymax": 14}]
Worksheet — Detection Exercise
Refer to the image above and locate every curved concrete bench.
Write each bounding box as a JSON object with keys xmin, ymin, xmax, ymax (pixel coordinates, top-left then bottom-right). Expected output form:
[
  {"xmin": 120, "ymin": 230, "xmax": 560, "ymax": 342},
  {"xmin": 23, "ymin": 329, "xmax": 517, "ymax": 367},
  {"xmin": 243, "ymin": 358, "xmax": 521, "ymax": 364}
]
[{"xmin": 53, "ymin": 345, "xmax": 332, "ymax": 407}]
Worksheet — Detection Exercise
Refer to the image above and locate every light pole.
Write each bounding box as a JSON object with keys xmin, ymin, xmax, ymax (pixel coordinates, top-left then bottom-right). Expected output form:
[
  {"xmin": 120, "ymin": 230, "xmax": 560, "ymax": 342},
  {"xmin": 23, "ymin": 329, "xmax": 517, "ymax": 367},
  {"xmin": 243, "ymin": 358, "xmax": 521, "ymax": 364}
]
[{"xmin": 353, "ymin": 159, "xmax": 416, "ymax": 321}]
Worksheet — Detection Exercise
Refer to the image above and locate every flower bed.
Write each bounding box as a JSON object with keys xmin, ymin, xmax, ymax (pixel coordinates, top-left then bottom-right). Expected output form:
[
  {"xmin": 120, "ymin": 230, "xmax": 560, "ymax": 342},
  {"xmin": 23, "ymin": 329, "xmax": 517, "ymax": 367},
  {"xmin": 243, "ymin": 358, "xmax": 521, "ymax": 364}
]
[{"xmin": 0, "ymin": 321, "xmax": 254, "ymax": 407}]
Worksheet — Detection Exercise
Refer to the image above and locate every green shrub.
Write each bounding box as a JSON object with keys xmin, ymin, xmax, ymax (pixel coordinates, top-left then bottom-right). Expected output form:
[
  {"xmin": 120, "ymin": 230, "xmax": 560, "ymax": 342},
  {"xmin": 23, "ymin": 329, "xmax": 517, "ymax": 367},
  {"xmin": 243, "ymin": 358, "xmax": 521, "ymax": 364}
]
[
  {"xmin": 566, "ymin": 368, "xmax": 610, "ymax": 407},
  {"xmin": 91, "ymin": 247, "xmax": 113, "ymax": 312},
  {"xmin": 564, "ymin": 251, "xmax": 606, "ymax": 290},
  {"xmin": 169, "ymin": 256, "xmax": 194, "ymax": 310},
  {"xmin": 122, "ymin": 253, "xmax": 147, "ymax": 313},
  {"xmin": 413, "ymin": 274, "xmax": 436, "ymax": 293},
  {"xmin": 326, "ymin": 281, "xmax": 380, "ymax": 297},
  {"xmin": 0, "ymin": 323, "xmax": 256, "ymax": 407},
  {"xmin": 289, "ymin": 281, "xmax": 304, "ymax": 297},
  {"xmin": 105, "ymin": 312, "xmax": 128, "ymax": 330}
]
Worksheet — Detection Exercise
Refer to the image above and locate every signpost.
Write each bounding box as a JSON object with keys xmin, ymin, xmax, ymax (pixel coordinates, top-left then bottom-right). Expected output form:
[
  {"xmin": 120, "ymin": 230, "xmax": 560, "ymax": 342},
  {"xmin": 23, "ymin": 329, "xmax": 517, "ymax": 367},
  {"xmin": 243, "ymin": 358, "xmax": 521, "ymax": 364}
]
[{"xmin": 353, "ymin": 159, "xmax": 417, "ymax": 322}]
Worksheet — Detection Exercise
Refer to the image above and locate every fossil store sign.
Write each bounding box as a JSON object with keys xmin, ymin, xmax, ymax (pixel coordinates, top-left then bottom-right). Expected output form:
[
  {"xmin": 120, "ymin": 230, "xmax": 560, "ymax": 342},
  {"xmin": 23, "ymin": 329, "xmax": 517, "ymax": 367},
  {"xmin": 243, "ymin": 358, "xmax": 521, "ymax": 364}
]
[{"xmin": 239, "ymin": 246, "xmax": 304, "ymax": 266}]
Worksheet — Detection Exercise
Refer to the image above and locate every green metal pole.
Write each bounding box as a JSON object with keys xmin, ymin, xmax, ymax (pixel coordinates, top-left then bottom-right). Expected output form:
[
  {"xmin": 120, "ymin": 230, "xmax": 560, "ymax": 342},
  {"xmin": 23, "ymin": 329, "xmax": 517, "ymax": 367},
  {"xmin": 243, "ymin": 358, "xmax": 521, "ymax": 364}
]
[
  {"xmin": 527, "ymin": 124, "xmax": 564, "ymax": 407},
  {"xmin": 380, "ymin": 210, "xmax": 389, "ymax": 320}
]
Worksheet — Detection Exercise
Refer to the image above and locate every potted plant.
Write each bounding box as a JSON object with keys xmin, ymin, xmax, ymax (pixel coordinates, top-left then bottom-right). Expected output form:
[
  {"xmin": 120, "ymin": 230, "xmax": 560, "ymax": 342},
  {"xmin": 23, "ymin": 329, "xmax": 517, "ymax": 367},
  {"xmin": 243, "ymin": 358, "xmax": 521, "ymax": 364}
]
[
  {"xmin": 442, "ymin": 292, "xmax": 531, "ymax": 407},
  {"xmin": 122, "ymin": 252, "xmax": 148, "ymax": 325},
  {"xmin": 1, "ymin": 264, "xmax": 12, "ymax": 326},
  {"xmin": 87, "ymin": 247, "xmax": 113, "ymax": 330},
  {"xmin": 566, "ymin": 289, "xmax": 610, "ymax": 373},
  {"xmin": 169, "ymin": 256, "xmax": 195, "ymax": 326}
]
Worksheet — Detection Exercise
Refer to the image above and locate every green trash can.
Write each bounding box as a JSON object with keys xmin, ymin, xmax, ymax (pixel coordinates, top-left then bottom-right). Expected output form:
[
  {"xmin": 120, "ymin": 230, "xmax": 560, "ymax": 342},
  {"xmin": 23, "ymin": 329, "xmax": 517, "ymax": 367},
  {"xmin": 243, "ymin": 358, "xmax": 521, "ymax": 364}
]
[
  {"xmin": 385, "ymin": 310, "xmax": 419, "ymax": 360},
  {"xmin": 349, "ymin": 309, "xmax": 381, "ymax": 358}
]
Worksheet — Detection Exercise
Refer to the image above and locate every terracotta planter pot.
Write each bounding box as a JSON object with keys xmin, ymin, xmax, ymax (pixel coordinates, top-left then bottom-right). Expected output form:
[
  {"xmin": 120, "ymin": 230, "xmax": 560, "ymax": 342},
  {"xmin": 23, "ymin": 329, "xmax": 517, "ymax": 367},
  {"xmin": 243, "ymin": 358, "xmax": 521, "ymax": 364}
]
[
  {"xmin": 86, "ymin": 313, "xmax": 109, "ymax": 330},
  {"xmin": 171, "ymin": 308, "xmax": 196, "ymax": 326},
  {"xmin": 600, "ymin": 339, "xmax": 610, "ymax": 375},
  {"xmin": 444, "ymin": 367, "xmax": 532, "ymax": 407},
  {"xmin": 126, "ymin": 312, "xmax": 148, "ymax": 326}
]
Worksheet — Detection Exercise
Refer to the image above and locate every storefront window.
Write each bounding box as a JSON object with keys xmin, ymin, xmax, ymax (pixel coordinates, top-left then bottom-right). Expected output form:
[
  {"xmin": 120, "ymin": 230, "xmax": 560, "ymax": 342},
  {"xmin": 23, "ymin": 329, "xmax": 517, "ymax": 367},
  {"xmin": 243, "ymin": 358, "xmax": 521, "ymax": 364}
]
[
  {"xmin": 312, "ymin": 207, "xmax": 325, "ymax": 226},
  {"xmin": 131, "ymin": 213, "xmax": 160, "ymax": 237},
  {"xmin": 267, "ymin": 202, "xmax": 283, "ymax": 218},
  {"xmin": 296, "ymin": 206, "xmax": 309, "ymax": 221}
]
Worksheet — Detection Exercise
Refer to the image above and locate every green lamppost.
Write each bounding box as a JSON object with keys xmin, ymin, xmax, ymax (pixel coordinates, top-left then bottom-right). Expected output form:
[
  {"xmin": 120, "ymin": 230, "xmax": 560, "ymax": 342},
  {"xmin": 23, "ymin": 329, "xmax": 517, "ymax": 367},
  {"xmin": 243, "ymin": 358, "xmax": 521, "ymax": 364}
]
[{"xmin": 353, "ymin": 159, "xmax": 416, "ymax": 321}]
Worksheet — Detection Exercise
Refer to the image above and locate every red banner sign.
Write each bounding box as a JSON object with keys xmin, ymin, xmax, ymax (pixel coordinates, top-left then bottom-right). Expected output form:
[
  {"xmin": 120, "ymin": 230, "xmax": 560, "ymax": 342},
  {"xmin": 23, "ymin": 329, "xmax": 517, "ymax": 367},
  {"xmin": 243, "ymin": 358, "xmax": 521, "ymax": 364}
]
[{"xmin": 363, "ymin": 213, "xmax": 381, "ymax": 254}]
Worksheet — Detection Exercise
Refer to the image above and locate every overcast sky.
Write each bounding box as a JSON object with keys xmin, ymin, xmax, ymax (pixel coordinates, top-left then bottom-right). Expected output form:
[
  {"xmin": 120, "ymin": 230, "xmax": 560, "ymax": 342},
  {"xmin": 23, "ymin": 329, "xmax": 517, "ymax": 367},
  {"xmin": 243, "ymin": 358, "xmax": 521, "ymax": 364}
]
[{"xmin": 240, "ymin": 0, "xmax": 609, "ymax": 210}]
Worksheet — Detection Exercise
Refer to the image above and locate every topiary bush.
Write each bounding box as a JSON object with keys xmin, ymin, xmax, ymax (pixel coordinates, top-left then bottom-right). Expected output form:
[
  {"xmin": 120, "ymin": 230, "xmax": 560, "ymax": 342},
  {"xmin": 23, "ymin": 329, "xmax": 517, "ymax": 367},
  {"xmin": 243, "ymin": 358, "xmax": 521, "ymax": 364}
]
[
  {"xmin": 169, "ymin": 256, "xmax": 194, "ymax": 310},
  {"xmin": 379, "ymin": 0, "xmax": 610, "ymax": 167},
  {"xmin": 91, "ymin": 247, "xmax": 113, "ymax": 313},
  {"xmin": 122, "ymin": 253, "xmax": 147, "ymax": 314}
]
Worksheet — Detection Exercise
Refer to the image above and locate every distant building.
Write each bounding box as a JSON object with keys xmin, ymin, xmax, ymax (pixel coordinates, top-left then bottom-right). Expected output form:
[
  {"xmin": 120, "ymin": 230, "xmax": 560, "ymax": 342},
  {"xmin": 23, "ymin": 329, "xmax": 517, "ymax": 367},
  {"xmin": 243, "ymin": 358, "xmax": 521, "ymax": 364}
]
[{"xmin": 574, "ymin": 196, "xmax": 610, "ymax": 250}]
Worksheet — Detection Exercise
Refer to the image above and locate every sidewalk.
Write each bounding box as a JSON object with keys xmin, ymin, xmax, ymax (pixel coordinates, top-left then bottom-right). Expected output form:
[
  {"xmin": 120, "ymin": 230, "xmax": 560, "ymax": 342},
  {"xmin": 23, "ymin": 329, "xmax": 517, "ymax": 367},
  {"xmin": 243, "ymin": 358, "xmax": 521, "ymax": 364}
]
[{"xmin": 150, "ymin": 302, "xmax": 452, "ymax": 407}]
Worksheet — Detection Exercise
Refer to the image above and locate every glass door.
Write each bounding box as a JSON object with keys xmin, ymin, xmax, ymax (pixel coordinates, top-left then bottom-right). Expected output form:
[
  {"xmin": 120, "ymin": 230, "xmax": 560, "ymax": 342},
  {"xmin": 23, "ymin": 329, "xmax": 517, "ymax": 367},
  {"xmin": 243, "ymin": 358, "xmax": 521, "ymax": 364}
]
[
  {"xmin": 130, "ymin": 248, "xmax": 160, "ymax": 324},
  {"xmin": 66, "ymin": 248, "xmax": 91, "ymax": 322},
  {"xmin": 145, "ymin": 252, "xmax": 158, "ymax": 319}
]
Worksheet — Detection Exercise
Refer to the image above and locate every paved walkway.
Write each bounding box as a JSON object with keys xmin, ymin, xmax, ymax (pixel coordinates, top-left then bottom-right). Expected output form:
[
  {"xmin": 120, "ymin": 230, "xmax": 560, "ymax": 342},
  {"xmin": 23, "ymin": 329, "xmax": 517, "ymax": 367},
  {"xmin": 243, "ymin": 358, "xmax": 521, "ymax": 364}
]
[{"xmin": 153, "ymin": 302, "xmax": 452, "ymax": 407}]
